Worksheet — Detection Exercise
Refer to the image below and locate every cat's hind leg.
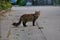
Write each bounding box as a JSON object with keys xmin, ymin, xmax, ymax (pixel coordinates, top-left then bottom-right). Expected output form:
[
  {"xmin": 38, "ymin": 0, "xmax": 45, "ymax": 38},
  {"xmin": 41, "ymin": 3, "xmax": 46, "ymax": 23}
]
[{"xmin": 23, "ymin": 21, "xmax": 27, "ymax": 27}]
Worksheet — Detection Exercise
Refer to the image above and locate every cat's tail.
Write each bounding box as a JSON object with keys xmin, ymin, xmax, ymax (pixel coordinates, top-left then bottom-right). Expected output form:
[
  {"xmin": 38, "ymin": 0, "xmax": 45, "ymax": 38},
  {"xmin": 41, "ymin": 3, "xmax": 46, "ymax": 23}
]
[{"xmin": 12, "ymin": 18, "xmax": 21, "ymax": 27}]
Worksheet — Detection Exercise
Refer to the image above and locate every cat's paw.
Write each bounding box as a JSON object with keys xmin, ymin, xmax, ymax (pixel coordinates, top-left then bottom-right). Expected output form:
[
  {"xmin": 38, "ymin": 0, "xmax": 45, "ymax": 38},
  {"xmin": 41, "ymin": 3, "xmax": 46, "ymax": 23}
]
[
  {"xmin": 23, "ymin": 25, "xmax": 27, "ymax": 27},
  {"xmin": 33, "ymin": 25, "xmax": 36, "ymax": 26}
]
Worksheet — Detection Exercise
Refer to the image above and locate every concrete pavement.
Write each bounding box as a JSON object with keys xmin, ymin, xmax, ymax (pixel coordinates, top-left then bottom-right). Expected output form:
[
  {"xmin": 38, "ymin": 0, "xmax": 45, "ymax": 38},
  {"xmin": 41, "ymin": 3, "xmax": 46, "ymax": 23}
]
[{"xmin": 0, "ymin": 6, "xmax": 60, "ymax": 40}]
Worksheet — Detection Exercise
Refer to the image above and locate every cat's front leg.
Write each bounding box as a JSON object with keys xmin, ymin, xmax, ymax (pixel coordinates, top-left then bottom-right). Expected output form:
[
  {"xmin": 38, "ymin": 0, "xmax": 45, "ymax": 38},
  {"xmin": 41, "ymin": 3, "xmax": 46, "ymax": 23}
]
[{"xmin": 33, "ymin": 20, "xmax": 35, "ymax": 26}]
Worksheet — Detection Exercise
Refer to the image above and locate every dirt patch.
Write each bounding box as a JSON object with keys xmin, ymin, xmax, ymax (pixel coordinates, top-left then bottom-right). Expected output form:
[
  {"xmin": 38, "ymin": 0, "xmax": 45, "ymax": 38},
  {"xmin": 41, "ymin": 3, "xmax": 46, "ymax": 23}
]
[{"xmin": 0, "ymin": 9, "xmax": 17, "ymax": 19}]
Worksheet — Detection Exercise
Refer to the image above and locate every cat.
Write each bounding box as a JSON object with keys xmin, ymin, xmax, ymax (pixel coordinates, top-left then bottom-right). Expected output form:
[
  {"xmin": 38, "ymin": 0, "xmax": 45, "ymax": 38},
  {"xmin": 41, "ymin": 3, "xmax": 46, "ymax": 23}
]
[{"xmin": 12, "ymin": 11, "xmax": 40, "ymax": 27}]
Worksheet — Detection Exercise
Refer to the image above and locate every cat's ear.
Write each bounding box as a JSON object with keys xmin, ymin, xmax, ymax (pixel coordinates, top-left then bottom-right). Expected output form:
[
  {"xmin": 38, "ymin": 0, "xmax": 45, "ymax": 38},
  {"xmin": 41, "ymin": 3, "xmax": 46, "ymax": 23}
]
[
  {"xmin": 38, "ymin": 11, "xmax": 40, "ymax": 13},
  {"xmin": 35, "ymin": 11, "xmax": 40, "ymax": 13},
  {"xmin": 35, "ymin": 11, "xmax": 40, "ymax": 12}
]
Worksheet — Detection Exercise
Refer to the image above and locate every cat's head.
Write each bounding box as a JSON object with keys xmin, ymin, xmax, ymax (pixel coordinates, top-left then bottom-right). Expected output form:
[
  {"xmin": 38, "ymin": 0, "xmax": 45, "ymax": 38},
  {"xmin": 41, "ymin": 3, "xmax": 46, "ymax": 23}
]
[{"xmin": 35, "ymin": 11, "xmax": 40, "ymax": 16}]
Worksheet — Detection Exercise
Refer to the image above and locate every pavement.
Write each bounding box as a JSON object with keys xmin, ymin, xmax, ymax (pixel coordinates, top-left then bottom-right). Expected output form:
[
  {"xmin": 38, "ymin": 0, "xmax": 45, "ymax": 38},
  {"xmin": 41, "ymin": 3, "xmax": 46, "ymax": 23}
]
[{"xmin": 0, "ymin": 6, "xmax": 60, "ymax": 40}]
